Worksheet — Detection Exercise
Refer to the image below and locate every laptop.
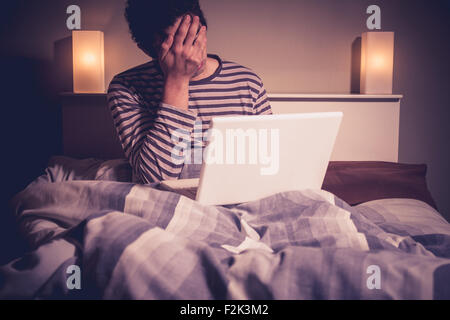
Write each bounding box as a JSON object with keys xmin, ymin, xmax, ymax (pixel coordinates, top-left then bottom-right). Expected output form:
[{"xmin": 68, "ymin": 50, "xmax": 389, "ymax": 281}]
[{"xmin": 159, "ymin": 112, "xmax": 343, "ymax": 205}]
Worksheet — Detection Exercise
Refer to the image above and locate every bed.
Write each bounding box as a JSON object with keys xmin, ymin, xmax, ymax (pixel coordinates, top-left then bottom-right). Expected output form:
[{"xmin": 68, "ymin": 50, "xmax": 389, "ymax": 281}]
[{"xmin": 1, "ymin": 96, "xmax": 449, "ymax": 300}]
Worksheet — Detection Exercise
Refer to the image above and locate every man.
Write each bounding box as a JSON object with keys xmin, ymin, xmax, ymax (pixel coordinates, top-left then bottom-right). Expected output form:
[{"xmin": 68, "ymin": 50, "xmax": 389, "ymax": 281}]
[{"xmin": 108, "ymin": 0, "xmax": 272, "ymax": 184}]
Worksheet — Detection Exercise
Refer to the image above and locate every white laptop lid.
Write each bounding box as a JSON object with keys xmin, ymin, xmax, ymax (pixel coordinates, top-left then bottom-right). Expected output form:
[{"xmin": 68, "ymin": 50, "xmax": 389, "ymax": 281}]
[{"xmin": 196, "ymin": 112, "xmax": 343, "ymax": 205}]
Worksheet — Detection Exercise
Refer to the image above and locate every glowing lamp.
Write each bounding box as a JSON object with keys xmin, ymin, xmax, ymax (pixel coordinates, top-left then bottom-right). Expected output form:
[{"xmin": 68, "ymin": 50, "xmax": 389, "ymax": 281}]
[
  {"xmin": 72, "ymin": 31, "xmax": 105, "ymax": 93},
  {"xmin": 360, "ymin": 32, "xmax": 394, "ymax": 94}
]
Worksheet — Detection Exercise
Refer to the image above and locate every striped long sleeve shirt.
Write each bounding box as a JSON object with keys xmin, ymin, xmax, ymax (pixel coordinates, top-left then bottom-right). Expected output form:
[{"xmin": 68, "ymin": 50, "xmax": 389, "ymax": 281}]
[{"xmin": 107, "ymin": 54, "xmax": 272, "ymax": 184}]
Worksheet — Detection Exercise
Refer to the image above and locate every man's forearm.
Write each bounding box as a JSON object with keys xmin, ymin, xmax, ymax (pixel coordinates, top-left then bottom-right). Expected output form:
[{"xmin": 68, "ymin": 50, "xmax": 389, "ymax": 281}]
[{"xmin": 162, "ymin": 77, "xmax": 190, "ymax": 110}]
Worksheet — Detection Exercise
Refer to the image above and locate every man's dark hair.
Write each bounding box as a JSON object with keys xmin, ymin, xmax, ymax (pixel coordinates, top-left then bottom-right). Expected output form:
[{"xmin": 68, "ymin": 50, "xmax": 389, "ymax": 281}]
[{"xmin": 125, "ymin": 0, "xmax": 208, "ymax": 58}]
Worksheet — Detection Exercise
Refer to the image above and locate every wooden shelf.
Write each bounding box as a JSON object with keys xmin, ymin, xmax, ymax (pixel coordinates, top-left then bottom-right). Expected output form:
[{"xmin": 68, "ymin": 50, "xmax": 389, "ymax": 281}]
[
  {"xmin": 59, "ymin": 92, "xmax": 403, "ymax": 101},
  {"xmin": 60, "ymin": 92, "xmax": 106, "ymax": 97},
  {"xmin": 268, "ymin": 93, "xmax": 403, "ymax": 102}
]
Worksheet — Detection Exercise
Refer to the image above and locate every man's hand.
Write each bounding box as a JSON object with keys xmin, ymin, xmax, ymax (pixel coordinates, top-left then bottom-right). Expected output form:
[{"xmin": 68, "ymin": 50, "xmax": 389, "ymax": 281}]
[
  {"xmin": 159, "ymin": 14, "xmax": 207, "ymax": 82},
  {"xmin": 159, "ymin": 14, "xmax": 207, "ymax": 110}
]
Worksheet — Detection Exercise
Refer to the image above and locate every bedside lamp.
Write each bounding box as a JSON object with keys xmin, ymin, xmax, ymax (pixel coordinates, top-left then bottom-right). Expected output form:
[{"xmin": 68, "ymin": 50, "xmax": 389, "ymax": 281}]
[
  {"xmin": 360, "ymin": 32, "xmax": 394, "ymax": 94},
  {"xmin": 72, "ymin": 30, "xmax": 105, "ymax": 93}
]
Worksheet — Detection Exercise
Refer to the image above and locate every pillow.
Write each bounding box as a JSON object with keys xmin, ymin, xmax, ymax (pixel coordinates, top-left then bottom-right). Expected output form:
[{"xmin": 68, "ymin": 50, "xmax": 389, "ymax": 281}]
[
  {"xmin": 36, "ymin": 156, "xmax": 132, "ymax": 183},
  {"xmin": 39, "ymin": 158, "xmax": 437, "ymax": 210},
  {"xmin": 322, "ymin": 161, "xmax": 438, "ymax": 209},
  {"xmin": 356, "ymin": 198, "xmax": 450, "ymax": 258},
  {"xmin": 356, "ymin": 198, "xmax": 449, "ymax": 237}
]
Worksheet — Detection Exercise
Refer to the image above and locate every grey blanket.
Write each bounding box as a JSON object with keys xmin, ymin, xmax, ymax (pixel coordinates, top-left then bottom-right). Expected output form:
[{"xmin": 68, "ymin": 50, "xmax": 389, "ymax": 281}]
[{"xmin": 1, "ymin": 157, "xmax": 449, "ymax": 299}]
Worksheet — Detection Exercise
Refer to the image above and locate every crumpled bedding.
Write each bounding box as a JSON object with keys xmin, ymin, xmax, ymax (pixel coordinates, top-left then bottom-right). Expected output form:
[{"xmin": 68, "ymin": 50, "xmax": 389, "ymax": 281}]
[{"xmin": 1, "ymin": 157, "xmax": 449, "ymax": 299}]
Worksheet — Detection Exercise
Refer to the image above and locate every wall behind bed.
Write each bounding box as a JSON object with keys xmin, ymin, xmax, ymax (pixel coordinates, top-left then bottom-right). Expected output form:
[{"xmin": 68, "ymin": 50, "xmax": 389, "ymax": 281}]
[{"xmin": 0, "ymin": 0, "xmax": 449, "ymax": 224}]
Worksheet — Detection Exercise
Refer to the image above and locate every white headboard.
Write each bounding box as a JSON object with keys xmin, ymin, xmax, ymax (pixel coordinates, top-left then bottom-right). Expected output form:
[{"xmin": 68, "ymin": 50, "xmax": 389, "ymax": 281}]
[
  {"xmin": 269, "ymin": 94, "xmax": 402, "ymax": 162},
  {"xmin": 60, "ymin": 93, "xmax": 402, "ymax": 162}
]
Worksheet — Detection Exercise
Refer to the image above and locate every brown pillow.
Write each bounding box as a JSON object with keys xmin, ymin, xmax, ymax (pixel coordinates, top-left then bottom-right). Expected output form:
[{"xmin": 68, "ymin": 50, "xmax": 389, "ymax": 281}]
[{"xmin": 322, "ymin": 161, "xmax": 438, "ymax": 209}]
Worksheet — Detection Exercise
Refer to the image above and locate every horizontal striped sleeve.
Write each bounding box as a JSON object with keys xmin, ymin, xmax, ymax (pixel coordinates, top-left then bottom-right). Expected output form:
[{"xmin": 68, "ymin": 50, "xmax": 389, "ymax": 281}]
[
  {"xmin": 253, "ymin": 80, "xmax": 273, "ymax": 115},
  {"xmin": 108, "ymin": 79, "xmax": 197, "ymax": 184}
]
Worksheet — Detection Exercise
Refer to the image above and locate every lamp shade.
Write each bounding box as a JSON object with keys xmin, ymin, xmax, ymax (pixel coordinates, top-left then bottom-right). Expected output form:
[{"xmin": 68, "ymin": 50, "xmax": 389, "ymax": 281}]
[
  {"xmin": 72, "ymin": 30, "xmax": 105, "ymax": 93},
  {"xmin": 360, "ymin": 32, "xmax": 394, "ymax": 94}
]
